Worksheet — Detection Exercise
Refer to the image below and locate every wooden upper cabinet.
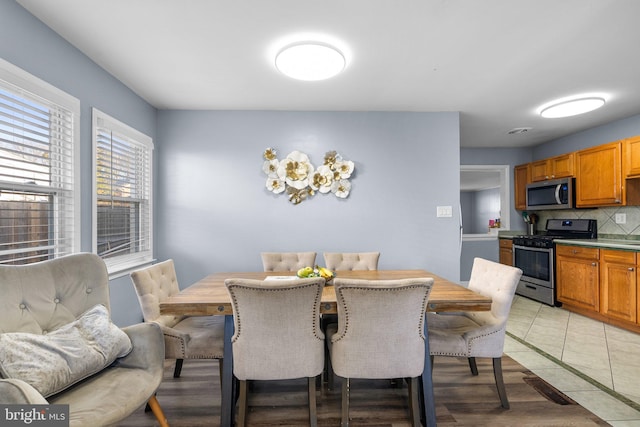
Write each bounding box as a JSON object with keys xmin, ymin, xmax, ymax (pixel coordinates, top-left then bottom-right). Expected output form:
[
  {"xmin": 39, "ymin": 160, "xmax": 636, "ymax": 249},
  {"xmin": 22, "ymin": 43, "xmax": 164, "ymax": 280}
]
[
  {"xmin": 576, "ymin": 141, "xmax": 623, "ymax": 207},
  {"xmin": 514, "ymin": 163, "xmax": 530, "ymax": 211},
  {"xmin": 530, "ymin": 153, "xmax": 574, "ymax": 182},
  {"xmin": 624, "ymin": 136, "xmax": 640, "ymax": 177}
]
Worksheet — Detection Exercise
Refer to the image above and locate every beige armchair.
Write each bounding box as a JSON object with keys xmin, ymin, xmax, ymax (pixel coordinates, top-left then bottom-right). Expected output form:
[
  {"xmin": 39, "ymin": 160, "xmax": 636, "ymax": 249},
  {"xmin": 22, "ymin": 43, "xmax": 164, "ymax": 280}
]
[
  {"xmin": 261, "ymin": 251, "xmax": 316, "ymax": 271},
  {"xmin": 428, "ymin": 257, "xmax": 523, "ymax": 408},
  {"xmin": 225, "ymin": 277, "xmax": 326, "ymax": 427},
  {"xmin": 0, "ymin": 253, "xmax": 168, "ymax": 427},
  {"xmin": 130, "ymin": 259, "xmax": 224, "ymax": 378},
  {"xmin": 323, "ymin": 252, "xmax": 380, "ymax": 270},
  {"xmin": 327, "ymin": 277, "xmax": 434, "ymax": 427}
]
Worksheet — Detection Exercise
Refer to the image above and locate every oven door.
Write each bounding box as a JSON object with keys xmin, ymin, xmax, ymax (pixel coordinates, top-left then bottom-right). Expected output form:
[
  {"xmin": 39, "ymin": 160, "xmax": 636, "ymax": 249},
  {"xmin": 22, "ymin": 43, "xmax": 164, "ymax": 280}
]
[{"xmin": 513, "ymin": 244, "xmax": 553, "ymax": 287}]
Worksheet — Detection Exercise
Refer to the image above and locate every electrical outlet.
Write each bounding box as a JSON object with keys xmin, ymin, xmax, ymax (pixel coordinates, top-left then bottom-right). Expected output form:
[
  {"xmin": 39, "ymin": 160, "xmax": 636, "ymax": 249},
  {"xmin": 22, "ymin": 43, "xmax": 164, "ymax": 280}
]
[{"xmin": 615, "ymin": 213, "xmax": 626, "ymax": 224}]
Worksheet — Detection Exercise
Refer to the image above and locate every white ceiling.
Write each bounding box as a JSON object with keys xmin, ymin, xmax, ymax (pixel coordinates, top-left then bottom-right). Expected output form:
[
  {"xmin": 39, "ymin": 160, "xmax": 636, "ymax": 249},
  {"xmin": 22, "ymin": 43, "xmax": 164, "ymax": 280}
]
[{"xmin": 16, "ymin": 0, "xmax": 640, "ymax": 148}]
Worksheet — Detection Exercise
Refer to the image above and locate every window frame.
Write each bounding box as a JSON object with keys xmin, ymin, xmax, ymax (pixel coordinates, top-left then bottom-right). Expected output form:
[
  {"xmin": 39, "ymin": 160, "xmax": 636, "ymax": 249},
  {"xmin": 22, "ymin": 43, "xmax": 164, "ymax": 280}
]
[
  {"xmin": 92, "ymin": 108, "xmax": 153, "ymax": 278},
  {"xmin": 0, "ymin": 58, "xmax": 81, "ymax": 263}
]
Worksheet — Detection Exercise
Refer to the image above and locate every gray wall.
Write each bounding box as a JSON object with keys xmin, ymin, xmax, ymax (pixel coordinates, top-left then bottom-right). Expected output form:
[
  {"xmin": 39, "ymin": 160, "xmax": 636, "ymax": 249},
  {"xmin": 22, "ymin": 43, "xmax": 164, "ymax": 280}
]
[
  {"xmin": 155, "ymin": 110, "xmax": 462, "ymax": 289},
  {"xmin": 534, "ymin": 113, "xmax": 640, "ymax": 159},
  {"xmin": 1, "ymin": 1, "xmax": 157, "ymax": 326}
]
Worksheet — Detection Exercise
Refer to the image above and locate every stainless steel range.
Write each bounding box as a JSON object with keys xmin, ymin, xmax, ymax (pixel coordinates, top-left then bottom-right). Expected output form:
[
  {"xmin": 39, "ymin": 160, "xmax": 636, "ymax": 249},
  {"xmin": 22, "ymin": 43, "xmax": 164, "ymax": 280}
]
[{"xmin": 512, "ymin": 218, "xmax": 597, "ymax": 306}]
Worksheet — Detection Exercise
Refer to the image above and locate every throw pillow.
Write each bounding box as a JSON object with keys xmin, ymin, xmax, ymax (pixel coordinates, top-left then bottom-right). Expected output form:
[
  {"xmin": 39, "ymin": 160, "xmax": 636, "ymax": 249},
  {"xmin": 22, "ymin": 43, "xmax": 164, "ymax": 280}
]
[{"xmin": 0, "ymin": 304, "xmax": 132, "ymax": 397}]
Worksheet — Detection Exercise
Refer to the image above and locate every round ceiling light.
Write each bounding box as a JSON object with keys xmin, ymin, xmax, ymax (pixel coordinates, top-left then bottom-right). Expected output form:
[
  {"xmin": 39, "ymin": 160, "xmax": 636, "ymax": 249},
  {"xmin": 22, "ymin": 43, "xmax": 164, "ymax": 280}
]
[
  {"xmin": 539, "ymin": 96, "xmax": 605, "ymax": 118},
  {"xmin": 275, "ymin": 42, "xmax": 346, "ymax": 81}
]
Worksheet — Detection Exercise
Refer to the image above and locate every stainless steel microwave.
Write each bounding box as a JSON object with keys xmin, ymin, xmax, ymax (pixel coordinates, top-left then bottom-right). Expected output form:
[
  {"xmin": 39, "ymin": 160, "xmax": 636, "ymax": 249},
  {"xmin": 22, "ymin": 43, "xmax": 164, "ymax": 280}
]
[{"xmin": 526, "ymin": 177, "xmax": 574, "ymax": 210}]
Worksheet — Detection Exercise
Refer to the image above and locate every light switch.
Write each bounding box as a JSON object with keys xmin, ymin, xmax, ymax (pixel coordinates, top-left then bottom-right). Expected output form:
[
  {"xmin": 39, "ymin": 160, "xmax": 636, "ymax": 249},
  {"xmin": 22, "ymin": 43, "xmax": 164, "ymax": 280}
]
[{"xmin": 437, "ymin": 206, "xmax": 453, "ymax": 218}]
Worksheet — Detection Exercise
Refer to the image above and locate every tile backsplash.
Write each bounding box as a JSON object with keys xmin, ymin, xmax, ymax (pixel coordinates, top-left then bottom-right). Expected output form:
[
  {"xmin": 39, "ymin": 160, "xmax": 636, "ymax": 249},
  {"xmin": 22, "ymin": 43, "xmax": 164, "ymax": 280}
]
[{"xmin": 526, "ymin": 206, "xmax": 640, "ymax": 237}]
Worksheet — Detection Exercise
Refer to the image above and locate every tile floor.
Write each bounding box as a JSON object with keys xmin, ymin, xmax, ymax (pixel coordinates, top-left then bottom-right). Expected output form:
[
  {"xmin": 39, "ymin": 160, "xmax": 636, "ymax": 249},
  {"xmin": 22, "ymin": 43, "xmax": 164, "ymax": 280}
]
[{"xmin": 506, "ymin": 295, "xmax": 640, "ymax": 426}]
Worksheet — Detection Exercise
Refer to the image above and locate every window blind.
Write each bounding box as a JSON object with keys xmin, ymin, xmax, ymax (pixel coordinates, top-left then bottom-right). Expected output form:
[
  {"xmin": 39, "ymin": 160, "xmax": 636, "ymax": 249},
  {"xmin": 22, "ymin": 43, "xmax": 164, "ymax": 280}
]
[
  {"xmin": 0, "ymin": 84, "xmax": 76, "ymax": 265},
  {"xmin": 93, "ymin": 109, "xmax": 152, "ymax": 274}
]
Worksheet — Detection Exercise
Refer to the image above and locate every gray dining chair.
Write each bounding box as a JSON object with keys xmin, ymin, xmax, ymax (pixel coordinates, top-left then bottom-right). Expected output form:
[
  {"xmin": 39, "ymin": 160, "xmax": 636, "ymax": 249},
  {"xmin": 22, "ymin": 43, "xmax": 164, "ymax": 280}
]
[
  {"xmin": 428, "ymin": 257, "xmax": 523, "ymax": 409},
  {"xmin": 261, "ymin": 251, "xmax": 317, "ymax": 271},
  {"xmin": 327, "ymin": 277, "xmax": 434, "ymax": 427},
  {"xmin": 225, "ymin": 277, "xmax": 326, "ymax": 427},
  {"xmin": 323, "ymin": 252, "xmax": 380, "ymax": 271},
  {"xmin": 130, "ymin": 259, "xmax": 225, "ymax": 379}
]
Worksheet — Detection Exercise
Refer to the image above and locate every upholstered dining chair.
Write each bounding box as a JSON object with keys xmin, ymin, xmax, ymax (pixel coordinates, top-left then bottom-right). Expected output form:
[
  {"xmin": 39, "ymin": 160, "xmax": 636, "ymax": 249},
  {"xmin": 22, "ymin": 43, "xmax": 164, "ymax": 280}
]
[
  {"xmin": 225, "ymin": 277, "xmax": 326, "ymax": 427},
  {"xmin": 261, "ymin": 251, "xmax": 316, "ymax": 271},
  {"xmin": 327, "ymin": 277, "xmax": 434, "ymax": 427},
  {"xmin": 323, "ymin": 252, "xmax": 380, "ymax": 271},
  {"xmin": 130, "ymin": 259, "xmax": 224, "ymax": 379},
  {"xmin": 428, "ymin": 257, "xmax": 523, "ymax": 409}
]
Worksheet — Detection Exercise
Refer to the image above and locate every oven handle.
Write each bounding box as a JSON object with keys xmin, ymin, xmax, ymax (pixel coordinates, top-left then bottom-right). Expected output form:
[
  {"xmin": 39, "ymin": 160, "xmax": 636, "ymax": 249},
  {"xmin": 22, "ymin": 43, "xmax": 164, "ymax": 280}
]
[{"xmin": 513, "ymin": 244, "xmax": 554, "ymax": 253}]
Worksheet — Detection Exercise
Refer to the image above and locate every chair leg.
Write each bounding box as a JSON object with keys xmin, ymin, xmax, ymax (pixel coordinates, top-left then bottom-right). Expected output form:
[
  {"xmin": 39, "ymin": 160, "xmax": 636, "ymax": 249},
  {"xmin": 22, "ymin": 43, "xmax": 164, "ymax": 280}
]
[
  {"xmin": 173, "ymin": 358, "xmax": 184, "ymax": 378},
  {"xmin": 341, "ymin": 378, "xmax": 350, "ymax": 427},
  {"xmin": 237, "ymin": 380, "xmax": 248, "ymax": 427},
  {"xmin": 408, "ymin": 377, "xmax": 421, "ymax": 427},
  {"xmin": 468, "ymin": 357, "xmax": 478, "ymax": 376},
  {"xmin": 492, "ymin": 357, "xmax": 510, "ymax": 409},
  {"xmin": 308, "ymin": 377, "xmax": 318, "ymax": 427},
  {"xmin": 146, "ymin": 395, "xmax": 169, "ymax": 427}
]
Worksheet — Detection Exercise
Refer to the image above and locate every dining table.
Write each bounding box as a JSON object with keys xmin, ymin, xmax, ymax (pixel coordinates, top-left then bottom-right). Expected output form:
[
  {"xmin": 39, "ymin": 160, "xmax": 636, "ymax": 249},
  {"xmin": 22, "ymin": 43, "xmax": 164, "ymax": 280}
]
[{"xmin": 160, "ymin": 269, "xmax": 493, "ymax": 427}]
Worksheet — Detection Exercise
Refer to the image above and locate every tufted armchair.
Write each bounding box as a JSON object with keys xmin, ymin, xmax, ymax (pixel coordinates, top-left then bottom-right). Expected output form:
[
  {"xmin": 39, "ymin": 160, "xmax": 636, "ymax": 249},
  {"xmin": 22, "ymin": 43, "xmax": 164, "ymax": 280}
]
[
  {"xmin": 261, "ymin": 252, "xmax": 316, "ymax": 271},
  {"xmin": 130, "ymin": 259, "xmax": 224, "ymax": 378},
  {"xmin": 0, "ymin": 253, "xmax": 167, "ymax": 427},
  {"xmin": 428, "ymin": 257, "xmax": 523, "ymax": 408},
  {"xmin": 323, "ymin": 252, "xmax": 380, "ymax": 271}
]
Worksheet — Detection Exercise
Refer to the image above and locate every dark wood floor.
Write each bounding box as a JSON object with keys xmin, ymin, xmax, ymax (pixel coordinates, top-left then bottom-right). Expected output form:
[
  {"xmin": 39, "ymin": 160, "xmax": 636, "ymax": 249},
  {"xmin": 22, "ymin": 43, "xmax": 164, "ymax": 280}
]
[{"xmin": 117, "ymin": 356, "xmax": 608, "ymax": 426}]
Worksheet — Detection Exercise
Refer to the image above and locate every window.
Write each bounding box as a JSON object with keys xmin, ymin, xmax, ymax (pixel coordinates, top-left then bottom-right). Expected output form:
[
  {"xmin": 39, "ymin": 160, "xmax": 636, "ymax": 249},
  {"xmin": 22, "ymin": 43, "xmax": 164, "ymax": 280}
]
[
  {"xmin": 92, "ymin": 108, "xmax": 153, "ymax": 276},
  {"xmin": 0, "ymin": 59, "xmax": 80, "ymax": 265}
]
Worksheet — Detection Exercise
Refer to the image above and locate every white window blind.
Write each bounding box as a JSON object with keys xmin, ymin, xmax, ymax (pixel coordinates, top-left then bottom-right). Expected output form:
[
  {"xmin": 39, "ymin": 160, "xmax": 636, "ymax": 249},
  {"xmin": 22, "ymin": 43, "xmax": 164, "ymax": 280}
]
[
  {"xmin": 92, "ymin": 108, "xmax": 153, "ymax": 275},
  {"xmin": 0, "ymin": 59, "xmax": 79, "ymax": 265}
]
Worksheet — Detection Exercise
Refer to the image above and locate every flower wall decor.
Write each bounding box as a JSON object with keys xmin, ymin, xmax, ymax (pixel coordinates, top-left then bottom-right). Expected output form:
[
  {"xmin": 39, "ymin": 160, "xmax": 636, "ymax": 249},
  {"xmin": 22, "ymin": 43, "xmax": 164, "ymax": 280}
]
[{"xmin": 262, "ymin": 148, "xmax": 355, "ymax": 204}]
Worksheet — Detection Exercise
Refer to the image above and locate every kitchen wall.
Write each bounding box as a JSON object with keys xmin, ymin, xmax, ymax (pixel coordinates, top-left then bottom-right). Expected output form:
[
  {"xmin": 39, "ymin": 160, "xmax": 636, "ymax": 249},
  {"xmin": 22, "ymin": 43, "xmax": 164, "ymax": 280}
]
[
  {"xmin": 155, "ymin": 110, "xmax": 462, "ymax": 290},
  {"xmin": 1, "ymin": 1, "xmax": 157, "ymax": 326}
]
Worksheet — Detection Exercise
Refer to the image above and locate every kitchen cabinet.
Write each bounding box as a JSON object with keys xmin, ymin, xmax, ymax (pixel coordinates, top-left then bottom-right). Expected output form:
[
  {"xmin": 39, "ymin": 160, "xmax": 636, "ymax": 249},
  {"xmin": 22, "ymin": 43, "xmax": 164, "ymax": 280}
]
[
  {"xmin": 600, "ymin": 249, "xmax": 637, "ymax": 323},
  {"xmin": 556, "ymin": 244, "xmax": 600, "ymax": 312},
  {"xmin": 624, "ymin": 135, "xmax": 640, "ymax": 177},
  {"xmin": 575, "ymin": 141, "xmax": 623, "ymax": 207},
  {"xmin": 514, "ymin": 163, "xmax": 530, "ymax": 211},
  {"xmin": 499, "ymin": 239, "xmax": 513, "ymax": 266},
  {"xmin": 530, "ymin": 153, "xmax": 574, "ymax": 182}
]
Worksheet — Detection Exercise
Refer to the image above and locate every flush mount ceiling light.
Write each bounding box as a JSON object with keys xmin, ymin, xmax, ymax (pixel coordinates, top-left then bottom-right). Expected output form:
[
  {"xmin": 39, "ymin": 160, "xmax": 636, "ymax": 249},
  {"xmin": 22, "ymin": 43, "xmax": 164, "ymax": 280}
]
[
  {"xmin": 275, "ymin": 42, "xmax": 346, "ymax": 81},
  {"xmin": 539, "ymin": 96, "xmax": 606, "ymax": 118}
]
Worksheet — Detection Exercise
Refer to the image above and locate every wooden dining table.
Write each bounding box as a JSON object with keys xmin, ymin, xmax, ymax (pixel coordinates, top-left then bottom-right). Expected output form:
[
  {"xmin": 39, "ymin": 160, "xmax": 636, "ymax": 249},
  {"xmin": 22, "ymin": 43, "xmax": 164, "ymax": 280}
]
[{"xmin": 160, "ymin": 270, "xmax": 492, "ymax": 427}]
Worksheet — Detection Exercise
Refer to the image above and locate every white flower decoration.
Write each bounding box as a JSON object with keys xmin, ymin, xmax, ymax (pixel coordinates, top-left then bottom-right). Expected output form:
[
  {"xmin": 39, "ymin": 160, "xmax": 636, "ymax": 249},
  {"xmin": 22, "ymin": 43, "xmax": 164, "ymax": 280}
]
[
  {"xmin": 309, "ymin": 165, "xmax": 334, "ymax": 194},
  {"xmin": 331, "ymin": 179, "xmax": 351, "ymax": 199},
  {"xmin": 262, "ymin": 159, "xmax": 279, "ymax": 178},
  {"xmin": 266, "ymin": 177, "xmax": 286, "ymax": 194},
  {"xmin": 277, "ymin": 150, "xmax": 314, "ymax": 190},
  {"xmin": 334, "ymin": 160, "xmax": 355, "ymax": 179}
]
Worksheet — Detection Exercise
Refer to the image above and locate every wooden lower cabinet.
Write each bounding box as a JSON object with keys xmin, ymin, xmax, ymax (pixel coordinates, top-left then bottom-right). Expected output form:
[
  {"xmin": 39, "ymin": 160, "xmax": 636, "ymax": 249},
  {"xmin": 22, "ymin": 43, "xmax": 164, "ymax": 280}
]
[
  {"xmin": 557, "ymin": 245, "xmax": 640, "ymax": 332},
  {"xmin": 600, "ymin": 249, "xmax": 637, "ymax": 323},
  {"xmin": 499, "ymin": 239, "xmax": 513, "ymax": 266},
  {"xmin": 556, "ymin": 245, "xmax": 600, "ymax": 312}
]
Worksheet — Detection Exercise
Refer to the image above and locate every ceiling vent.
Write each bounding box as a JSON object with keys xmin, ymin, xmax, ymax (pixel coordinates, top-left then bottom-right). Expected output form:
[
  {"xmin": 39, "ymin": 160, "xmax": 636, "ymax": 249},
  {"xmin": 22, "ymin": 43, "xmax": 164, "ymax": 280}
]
[{"xmin": 508, "ymin": 127, "xmax": 532, "ymax": 135}]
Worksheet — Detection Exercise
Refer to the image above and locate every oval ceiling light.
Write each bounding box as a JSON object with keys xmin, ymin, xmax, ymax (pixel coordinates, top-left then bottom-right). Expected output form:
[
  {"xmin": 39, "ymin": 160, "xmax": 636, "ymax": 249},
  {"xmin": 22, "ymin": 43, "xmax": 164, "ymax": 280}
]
[
  {"xmin": 539, "ymin": 96, "xmax": 606, "ymax": 118},
  {"xmin": 275, "ymin": 42, "xmax": 346, "ymax": 81}
]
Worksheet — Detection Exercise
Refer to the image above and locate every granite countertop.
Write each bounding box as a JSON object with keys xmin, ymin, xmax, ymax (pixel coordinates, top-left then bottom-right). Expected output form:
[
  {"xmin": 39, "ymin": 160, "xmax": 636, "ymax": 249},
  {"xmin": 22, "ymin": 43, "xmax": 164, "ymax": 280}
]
[{"xmin": 555, "ymin": 238, "xmax": 640, "ymax": 250}]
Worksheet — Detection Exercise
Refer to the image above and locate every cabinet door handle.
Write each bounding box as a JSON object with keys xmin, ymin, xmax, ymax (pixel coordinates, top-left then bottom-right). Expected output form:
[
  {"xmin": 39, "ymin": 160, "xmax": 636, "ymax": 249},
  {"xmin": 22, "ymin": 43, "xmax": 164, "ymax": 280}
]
[
  {"xmin": 629, "ymin": 267, "xmax": 635, "ymax": 271},
  {"xmin": 591, "ymin": 262, "xmax": 597, "ymax": 266}
]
